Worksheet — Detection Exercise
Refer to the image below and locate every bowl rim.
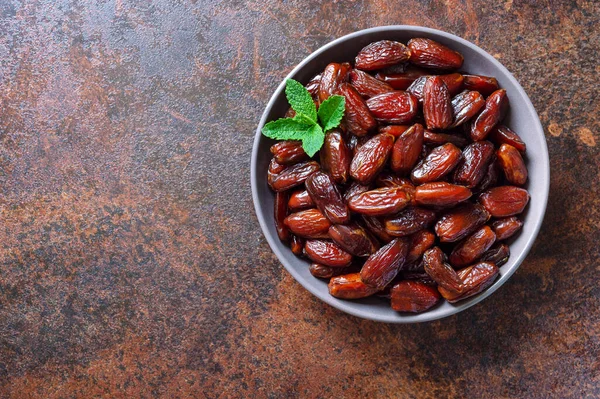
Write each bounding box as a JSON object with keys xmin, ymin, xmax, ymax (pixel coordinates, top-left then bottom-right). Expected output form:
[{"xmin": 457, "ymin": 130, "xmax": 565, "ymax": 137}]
[{"xmin": 250, "ymin": 25, "xmax": 550, "ymax": 323}]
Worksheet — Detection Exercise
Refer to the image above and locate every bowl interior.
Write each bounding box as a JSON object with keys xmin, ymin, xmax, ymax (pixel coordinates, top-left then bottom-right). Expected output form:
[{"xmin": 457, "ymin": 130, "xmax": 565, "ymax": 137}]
[{"xmin": 251, "ymin": 26, "xmax": 549, "ymax": 323}]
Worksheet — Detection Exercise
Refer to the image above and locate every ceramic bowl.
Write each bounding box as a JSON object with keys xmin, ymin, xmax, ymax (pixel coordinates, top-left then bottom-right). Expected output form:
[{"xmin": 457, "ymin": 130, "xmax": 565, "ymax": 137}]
[{"xmin": 251, "ymin": 26, "xmax": 549, "ymax": 323}]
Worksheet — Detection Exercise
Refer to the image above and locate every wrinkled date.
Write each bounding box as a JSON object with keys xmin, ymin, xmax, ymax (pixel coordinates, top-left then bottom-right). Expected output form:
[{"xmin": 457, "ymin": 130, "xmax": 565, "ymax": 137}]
[
  {"xmin": 479, "ymin": 186, "xmax": 530, "ymax": 217},
  {"xmin": 348, "ymin": 186, "xmax": 412, "ymax": 216},
  {"xmin": 350, "ymin": 133, "xmax": 395, "ymax": 184},
  {"xmin": 355, "ymin": 40, "xmax": 411, "ymax": 71},
  {"xmin": 360, "ymin": 238, "xmax": 409, "ymax": 290},
  {"xmin": 497, "ymin": 144, "xmax": 528, "ymax": 186},
  {"xmin": 306, "ymin": 171, "xmax": 350, "ymax": 224},
  {"xmin": 336, "ymin": 82, "xmax": 377, "ymax": 136},
  {"xmin": 304, "ymin": 240, "xmax": 353, "ymax": 267},
  {"xmin": 407, "ymin": 38, "xmax": 464, "ymax": 70},
  {"xmin": 449, "ymin": 226, "xmax": 496, "ymax": 267},
  {"xmin": 266, "ymin": 36, "xmax": 530, "ymax": 313},
  {"xmin": 321, "ymin": 130, "xmax": 351, "ymax": 184},
  {"xmin": 328, "ymin": 273, "xmax": 379, "ymax": 299},
  {"xmin": 288, "ymin": 189, "xmax": 314, "ymax": 211},
  {"xmin": 284, "ymin": 209, "xmax": 331, "ymax": 238},
  {"xmin": 366, "ymin": 92, "xmax": 419, "ymax": 124},
  {"xmin": 471, "ymin": 89, "xmax": 509, "ymax": 141},
  {"xmin": 270, "ymin": 161, "xmax": 320, "ymax": 192},
  {"xmin": 450, "ymin": 90, "xmax": 485, "ymax": 128},
  {"xmin": 453, "ymin": 141, "xmax": 496, "ymax": 188},
  {"xmin": 349, "ymin": 69, "xmax": 395, "ymax": 98},
  {"xmin": 391, "ymin": 123, "xmax": 425, "ymax": 175},
  {"xmin": 385, "ymin": 207, "xmax": 437, "ymax": 237},
  {"xmin": 438, "ymin": 262, "xmax": 499, "ymax": 303},
  {"xmin": 270, "ymin": 140, "xmax": 309, "ymax": 165},
  {"xmin": 435, "ymin": 203, "xmax": 490, "ymax": 242},
  {"xmin": 329, "ymin": 224, "xmax": 379, "ymax": 257},
  {"xmin": 319, "ymin": 62, "xmax": 351, "ymax": 102},
  {"xmin": 423, "ymin": 76, "xmax": 453, "ymax": 130},
  {"xmin": 390, "ymin": 281, "xmax": 441, "ymax": 313},
  {"xmin": 411, "ymin": 143, "xmax": 462, "ymax": 184},
  {"xmin": 415, "ymin": 182, "xmax": 472, "ymax": 207}
]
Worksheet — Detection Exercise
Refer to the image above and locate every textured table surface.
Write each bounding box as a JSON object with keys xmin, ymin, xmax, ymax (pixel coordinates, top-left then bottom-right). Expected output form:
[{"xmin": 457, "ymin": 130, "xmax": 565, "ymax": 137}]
[{"xmin": 0, "ymin": 1, "xmax": 598, "ymax": 398}]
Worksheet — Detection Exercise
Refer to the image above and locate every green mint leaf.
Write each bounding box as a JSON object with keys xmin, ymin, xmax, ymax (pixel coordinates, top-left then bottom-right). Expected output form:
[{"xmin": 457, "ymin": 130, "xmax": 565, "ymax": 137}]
[
  {"xmin": 317, "ymin": 95, "xmax": 345, "ymax": 132},
  {"xmin": 285, "ymin": 79, "xmax": 317, "ymax": 123},
  {"xmin": 261, "ymin": 118, "xmax": 317, "ymax": 141},
  {"xmin": 301, "ymin": 124, "xmax": 324, "ymax": 157}
]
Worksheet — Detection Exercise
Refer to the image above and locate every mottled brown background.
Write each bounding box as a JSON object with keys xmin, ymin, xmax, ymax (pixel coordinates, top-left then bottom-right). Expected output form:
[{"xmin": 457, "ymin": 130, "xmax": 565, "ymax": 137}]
[{"xmin": 0, "ymin": 0, "xmax": 598, "ymax": 398}]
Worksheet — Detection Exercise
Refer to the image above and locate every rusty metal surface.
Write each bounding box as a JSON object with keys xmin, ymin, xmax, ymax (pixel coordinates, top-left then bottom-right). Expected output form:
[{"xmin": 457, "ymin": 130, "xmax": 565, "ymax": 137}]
[{"xmin": 0, "ymin": 1, "xmax": 598, "ymax": 398}]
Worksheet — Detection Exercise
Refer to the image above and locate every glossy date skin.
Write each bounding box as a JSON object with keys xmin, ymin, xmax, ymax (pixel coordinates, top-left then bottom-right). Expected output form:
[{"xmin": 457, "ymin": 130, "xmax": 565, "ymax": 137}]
[
  {"xmin": 355, "ymin": 40, "xmax": 411, "ymax": 71},
  {"xmin": 437, "ymin": 262, "xmax": 499, "ymax": 303},
  {"xmin": 470, "ymin": 89, "xmax": 509, "ymax": 141},
  {"xmin": 350, "ymin": 133, "xmax": 395, "ymax": 184},
  {"xmin": 453, "ymin": 141, "xmax": 496, "ymax": 188},
  {"xmin": 284, "ymin": 209, "xmax": 331, "ymax": 238},
  {"xmin": 305, "ymin": 171, "xmax": 350, "ymax": 224},
  {"xmin": 361, "ymin": 238, "xmax": 410, "ymax": 290},
  {"xmin": 435, "ymin": 203, "xmax": 490, "ymax": 242},
  {"xmin": 321, "ymin": 130, "xmax": 351, "ymax": 184},
  {"xmin": 319, "ymin": 62, "xmax": 351, "ymax": 103},
  {"xmin": 348, "ymin": 186, "xmax": 412, "ymax": 217},
  {"xmin": 391, "ymin": 123, "xmax": 424, "ymax": 175},
  {"xmin": 366, "ymin": 92, "xmax": 419, "ymax": 124},
  {"xmin": 407, "ymin": 38, "xmax": 464, "ymax": 70},
  {"xmin": 423, "ymin": 76, "xmax": 453, "ymax": 130},
  {"xmin": 391, "ymin": 281, "xmax": 441, "ymax": 313},
  {"xmin": 304, "ymin": 240, "xmax": 353, "ymax": 267},
  {"xmin": 411, "ymin": 143, "xmax": 462, "ymax": 184},
  {"xmin": 328, "ymin": 273, "xmax": 379, "ymax": 299},
  {"xmin": 329, "ymin": 224, "xmax": 379, "ymax": 257},
  {"xmin": 336, "ymin": 82, "xmax": 377, "ymax": 136},
  {"xmin": 449, "ymin": 226, "xmax": 496, "ymax": 267}
]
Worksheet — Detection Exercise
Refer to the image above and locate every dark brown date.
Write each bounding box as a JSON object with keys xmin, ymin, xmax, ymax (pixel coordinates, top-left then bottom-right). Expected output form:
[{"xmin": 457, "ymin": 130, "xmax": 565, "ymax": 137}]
[
  {"xmin": 450, "ymin": 90, "xmax": 485, "ymax": 127},
  {"xmin": 336, "ymin": 83, "xmax": 377, "ymax": 136},
  {"xmin": 391, "ymin": 123, "xmax": 425, "ymax": 175},
  {"xmin": 415, "ymin": 182, "xmax": 472, "ymax": 207},
  {"xmin": 329, "ymin": 223, "xmax": 379, "ymax": 257},
  {"xmin": 435, "ymin": 203, "xmax": 490, "ymax": 242},
  {"xmin": 497, "ymin": 144, "xmax": 528, "ymax": 186},
  {"xmin": 489, "ymin": 125, "xmax": 526, "ymax": 153},
  {"xmin": 453, "ymin": 141, "xmax": 495, "ymax": 188},
  {"xmin": 406, "ymin": 230, "xmax": 436, "ymax": 264},
  {"xmin": 384, "ymin": 207, "xmax": 437, "ymax": 237},
  {"xmin": 366, "ymin": 92, "xmax": 419, "ymax": 124},
  {"xmin": 270, "ymin": 161, "xmax": 320, "ymax": 192},
  {"xmin": 361, "ymin": 215, "xmax": 394, "ymax": 243},
  {"xmin": 479, "ymin": 186, "xmax": 530, "ymax": 217},
  {"xmin": 343, "ymin": 181, "xmax": 372, "ymax": 203},
  {"xmin": 288, "ymin": 190, "xmax": 314, "ymax": 211},
  {"xmin": 423, "ymin": 247, "xmax": 463, "ymax": 293},
  {"xmin": 349, "ymin": 69, "xmax": 395, "ymax": 98},
  {"xmin": 374, "ymin": 173, "xmax": 416, "ymax": 197},
  {"xmin": 267, "ymin": 158, "xmax": 286, "ymax": 188},
  {"xmin": 270, "ymin": 140, "xmax": 309, "ymax": 165},
  {"xmin": 348, "ymin": 186, "xmax": 412, "ymax": 216},
  {"xmin": 328, "ymin": 273, "xmax": 379, "ymax": 299},
  {"xmin": 306, "ymin": 171, "xmax": 350, "ymax": 224},
  {"xmin": 407, "ymin": 73, "xmax": 464, "ymax": 102},
  {"xmin": 470, "ymin": 89, "xmax": 509, "ymax": 141},
  {"xmin": 407, "ymin": 38, "xmax": 464, "ymax": 70},
  {"xmin": 379, "ymin": 124, "xmax": 410, "ymax": 138},
  {"xmin": 423, "ymin": 76, "xmax": 453, "ymax": 130},
  {"xmin": 462, "ymin": 74, "xmax": 499, "ymax": 97},
  {"xmin": 491, "ymin": 216, "xmax": 523, "ymax": 240},
  {"xmin": 290, "ymin": 235, "xmax": 304, "ymax": 256},
  {"xmin": 411, "ymin": 143, "xmax": 462, "ymax": 184},
  {"xmin": 275, "ymin": 191, "xmax": 290, "ymax": 242},
  {"xmin": 309, "ymin": 263, "xmax": 351, "ymax": 279},
  {"xmin": 284, "ymin": 209, "xmax": 331, "ymax": 238},
  {"xmin": 304, "ymin": 240, "xmax": 353, "ymax": 267},
  {"xmin": 350, "ymin": 133, "xmax": 395, "ymax": 184},
  {"xmin": 438, "ymin": 262, "xmax": 499, "ymax": 303},
  {"xmin": 375, "ymin": 66, "xmax": 429, "ymax": 90},
  {"xmin": 423, "ymin": 130, "xmax": 469, "ymax": 148},
  {"xmin": 360, "ymin": 238, "xmax": 409, "ymax": 290},
  {"xmin": 449, "ymin": 226, "xmax": 496, "ymax": 267},
  {"xmin": 390, "ymin": 281, "xmax": 441, "ymax": 312},
  {"xmin": 321, "ymin": 130, "xmax": 351, "ymax": 184},
  {"xmin": 355, "ymin": 40, "xmax": 411, "ymax": 71},
  {"xmin": 480, "ymin": 243, "xmax": 510, "ymax": 266},
  {"xmin": 319, "ymin": 62, "xmax": 351, "ymax": 103},
  {"xmin": 474, "ymin": 156, "xmax": 501, "ymax": 193}
]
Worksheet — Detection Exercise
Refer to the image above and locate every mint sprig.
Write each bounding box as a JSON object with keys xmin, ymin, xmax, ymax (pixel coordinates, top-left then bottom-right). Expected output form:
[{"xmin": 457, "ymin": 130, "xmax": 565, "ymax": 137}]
[{"xmin": 261, "ymin": 79, "xmax": 345, "ymax": 157}]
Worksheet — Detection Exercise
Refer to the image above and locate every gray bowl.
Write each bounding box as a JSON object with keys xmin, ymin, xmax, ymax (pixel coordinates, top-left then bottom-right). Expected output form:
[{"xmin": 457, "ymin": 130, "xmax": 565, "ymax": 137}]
[{"xmin": 251, "ymin": 26, "xmax": 549, "ymax": 323}]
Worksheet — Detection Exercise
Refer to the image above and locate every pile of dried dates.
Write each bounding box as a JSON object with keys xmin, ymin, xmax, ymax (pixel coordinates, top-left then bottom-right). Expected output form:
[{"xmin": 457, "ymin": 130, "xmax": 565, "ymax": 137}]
[{"xmin": 267, "ymin": 38, "xmax": 529, "ymax": 313}]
